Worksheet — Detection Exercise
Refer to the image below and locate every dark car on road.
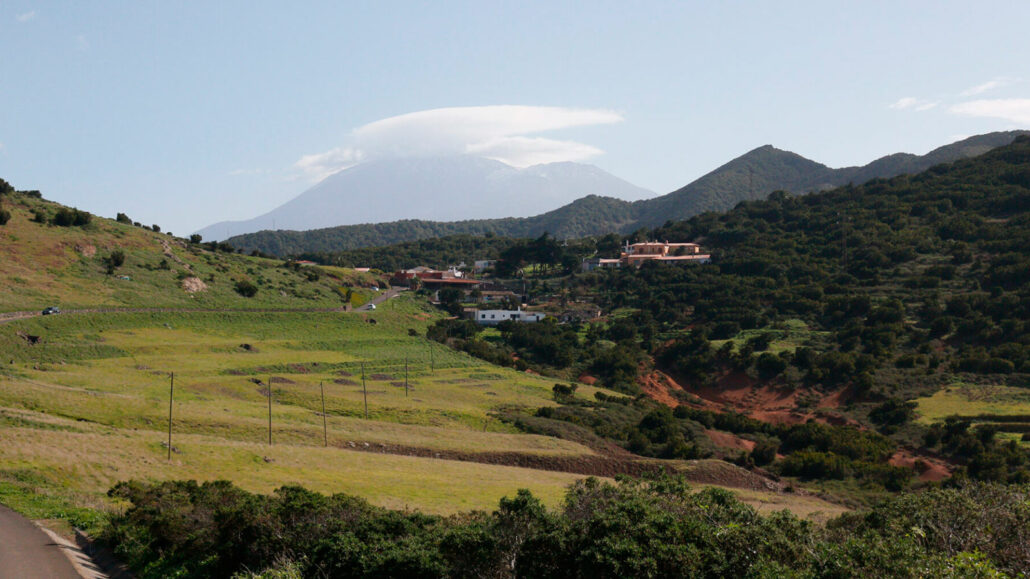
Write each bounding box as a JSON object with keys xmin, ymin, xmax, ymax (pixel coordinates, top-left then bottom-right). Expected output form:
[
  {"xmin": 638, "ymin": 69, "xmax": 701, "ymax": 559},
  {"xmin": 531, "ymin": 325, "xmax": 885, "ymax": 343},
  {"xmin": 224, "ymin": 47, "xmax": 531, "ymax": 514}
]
[{"xmin": 42, "ymin": 306, "xmax": 61, "ymax": 315}]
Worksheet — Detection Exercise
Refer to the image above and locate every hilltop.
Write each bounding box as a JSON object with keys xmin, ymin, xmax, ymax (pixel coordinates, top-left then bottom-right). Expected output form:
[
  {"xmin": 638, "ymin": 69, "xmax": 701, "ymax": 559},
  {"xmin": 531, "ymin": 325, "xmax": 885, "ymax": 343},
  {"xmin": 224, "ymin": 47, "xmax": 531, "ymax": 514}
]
[
  {"xmin": 0, "ymin": 185, "xmax": 382, "ymax": 313},
  {"xmin": 225, "ymin": 131, "xmax": 1028, "ymax": 256}
]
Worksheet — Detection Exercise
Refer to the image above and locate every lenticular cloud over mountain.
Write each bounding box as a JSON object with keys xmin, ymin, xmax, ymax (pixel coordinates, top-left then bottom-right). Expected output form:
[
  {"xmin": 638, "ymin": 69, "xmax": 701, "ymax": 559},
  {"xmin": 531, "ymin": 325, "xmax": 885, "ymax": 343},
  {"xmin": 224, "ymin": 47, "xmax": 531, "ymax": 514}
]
[{"xmin": 293, "ymin": 105, "xmax": 624, "ymax": 181}]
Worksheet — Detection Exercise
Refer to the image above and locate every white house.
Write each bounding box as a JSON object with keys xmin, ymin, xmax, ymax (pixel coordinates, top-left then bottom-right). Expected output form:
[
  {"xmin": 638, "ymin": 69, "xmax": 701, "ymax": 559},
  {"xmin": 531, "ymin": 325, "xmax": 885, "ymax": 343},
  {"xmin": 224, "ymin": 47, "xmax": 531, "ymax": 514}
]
[{"xmin": 475, "ymin": 308, "xmax": 545, "ymax": 325}]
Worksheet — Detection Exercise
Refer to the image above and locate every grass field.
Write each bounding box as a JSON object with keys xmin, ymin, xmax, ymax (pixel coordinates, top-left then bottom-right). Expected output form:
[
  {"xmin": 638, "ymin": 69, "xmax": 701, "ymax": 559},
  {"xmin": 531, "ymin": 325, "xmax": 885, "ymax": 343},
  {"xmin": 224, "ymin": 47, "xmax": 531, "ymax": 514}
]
[
  {"xmin": 915, "ymin": 383, "xmax": 1030, "ymax": 447},
  {"xmin": 0, "ymin": 294, "xmax": 621, "ymax": 519},
  {"xmin": 914, "ymin": 383, "xmax": 1030, "ymax": 424},
  {"xmin": 0, "ymin": 293, "xmax": 847, "ymax": 524}
]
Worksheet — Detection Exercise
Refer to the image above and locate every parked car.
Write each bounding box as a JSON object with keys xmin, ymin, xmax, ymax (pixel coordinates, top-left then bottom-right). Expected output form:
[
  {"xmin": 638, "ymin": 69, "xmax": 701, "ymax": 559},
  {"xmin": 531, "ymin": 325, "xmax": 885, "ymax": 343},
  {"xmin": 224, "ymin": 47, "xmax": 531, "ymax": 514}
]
[
  {"xmin": 42, "ymin": 306, "xmax": 61, "ymax": 315},
  {"xmin": 369, "ymin": 304, "xmax": 376, "ymax": 310}
]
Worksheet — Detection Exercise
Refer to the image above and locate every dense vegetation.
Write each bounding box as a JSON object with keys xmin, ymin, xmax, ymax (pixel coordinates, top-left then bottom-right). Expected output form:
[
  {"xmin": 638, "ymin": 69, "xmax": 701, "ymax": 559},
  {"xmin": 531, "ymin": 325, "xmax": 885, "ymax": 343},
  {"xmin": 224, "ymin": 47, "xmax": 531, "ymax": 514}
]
[
  {"xmin": 426, "ymin": 136, "xmax": 1030, "ymax": 486},
  {"xmin": 297, "ymin": 233, "xmax": 521, "ymax": 271},
  {"xmin": 102, "ymin": 475, "xmax": 1030, "ymax": 578},
  {"xmin": 225, "ymin": 131, "xmax": 1026, "ymax": 256}
]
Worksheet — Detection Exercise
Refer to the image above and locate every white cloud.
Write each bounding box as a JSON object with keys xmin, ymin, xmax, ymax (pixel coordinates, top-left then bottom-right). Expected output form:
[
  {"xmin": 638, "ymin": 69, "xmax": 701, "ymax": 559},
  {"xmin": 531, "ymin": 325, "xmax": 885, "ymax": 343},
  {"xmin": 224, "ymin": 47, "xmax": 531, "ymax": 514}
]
[
  {"xmin": 960, "ymin": 77, "xmax": 1016, "ymax": 97},
  {"xmin": 465, "ymin": 136, "xmax": 604, "ymax": 167},
  {"xmin": 16, "ymin": 11, "xmax": 36, "ymax": 22},
  {"xmin": 889, "ymin": 97, "xmax": 937, "ymax": 111},
  {"xmin": 293, "ymin": 147, "xmax": 366, "ymax": 182},
  {"xmin": 889, "ymin": 97, "xmax": 918, "ymax": 110},
  {"xmin": 949, "ymin": 99, "xmax": 1030, "ymax": 125},
  {"xmin": 293, "ymin": 105, "xmax": 623, "ymax": 181},
  {"xmin": 75, "ymin": 35, "xmax": 89, "ymax": 51}
]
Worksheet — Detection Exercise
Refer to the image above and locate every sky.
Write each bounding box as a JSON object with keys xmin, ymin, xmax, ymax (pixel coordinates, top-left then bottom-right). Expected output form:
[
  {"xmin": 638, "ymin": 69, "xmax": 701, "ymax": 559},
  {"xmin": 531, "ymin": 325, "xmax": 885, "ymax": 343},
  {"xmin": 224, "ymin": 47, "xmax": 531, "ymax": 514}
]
[{"xmin": 2, "ymin": 1, "xmax": 1029, "ymax": 236}]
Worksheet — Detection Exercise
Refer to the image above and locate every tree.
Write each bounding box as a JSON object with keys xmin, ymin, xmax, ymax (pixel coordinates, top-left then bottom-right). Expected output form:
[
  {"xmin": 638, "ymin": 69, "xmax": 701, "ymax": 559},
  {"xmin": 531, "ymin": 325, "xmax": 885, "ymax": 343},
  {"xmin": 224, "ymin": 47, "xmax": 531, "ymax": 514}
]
[
  {"xmin": 189, "ymin": 233, "xmax": 202, "ymax": 244},
  {"xmin": 104, "ymin": 250, "xmax": 126, "ymax": 274},
  {"xmin": 116, "ymin": 212, "xmax": 132, "ymax": 224}
]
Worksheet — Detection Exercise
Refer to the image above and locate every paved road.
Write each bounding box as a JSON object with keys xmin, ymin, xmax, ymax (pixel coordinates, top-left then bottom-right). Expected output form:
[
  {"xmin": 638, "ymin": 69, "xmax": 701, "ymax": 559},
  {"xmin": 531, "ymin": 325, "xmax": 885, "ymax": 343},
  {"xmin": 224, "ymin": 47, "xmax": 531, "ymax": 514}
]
[
  {"xmin": 0, "ymin": 505, "xmax": 82, "ymax": 578},
  {"xmin": 357, "ymin": 287, "xmax": 405, "ymax": 311}
]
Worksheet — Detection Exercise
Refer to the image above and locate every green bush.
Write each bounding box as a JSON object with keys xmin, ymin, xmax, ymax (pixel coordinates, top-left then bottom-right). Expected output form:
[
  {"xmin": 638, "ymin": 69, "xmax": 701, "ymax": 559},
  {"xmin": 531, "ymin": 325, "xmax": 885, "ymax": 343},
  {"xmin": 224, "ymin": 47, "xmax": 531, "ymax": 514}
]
[{"xmin": 234, "ymin": 279, "xmax": 258, "ymax": 298}]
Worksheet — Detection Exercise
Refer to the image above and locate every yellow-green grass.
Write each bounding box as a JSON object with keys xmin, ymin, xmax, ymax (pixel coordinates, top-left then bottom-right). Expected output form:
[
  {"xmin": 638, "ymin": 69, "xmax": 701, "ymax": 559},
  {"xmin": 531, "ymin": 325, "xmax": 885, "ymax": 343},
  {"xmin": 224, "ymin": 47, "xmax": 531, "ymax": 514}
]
[
  {"xmin": 720, "ymin": 487, "xmax": 849, "ymax": 523},
  {"xmin": 0, "ymin": 192, "xmax": 381, "ymax": 312},
  {"xmin": 0, "ymin": 295, "xmax": 846, "ymax": 522},
  {"xmin": 0, "ymin": 302, "xmax": 604, "ymax": 453},
  {"xmin": 0, "ymin": 415, "xmax": 592, "ymax": 515},
  {"xmin": 914, "ymin": 383, "xmax": 1030, "ymax": 424},
  {"xmin": 710, "ymin": 319, "xmax": 830, "ymax": 356}
]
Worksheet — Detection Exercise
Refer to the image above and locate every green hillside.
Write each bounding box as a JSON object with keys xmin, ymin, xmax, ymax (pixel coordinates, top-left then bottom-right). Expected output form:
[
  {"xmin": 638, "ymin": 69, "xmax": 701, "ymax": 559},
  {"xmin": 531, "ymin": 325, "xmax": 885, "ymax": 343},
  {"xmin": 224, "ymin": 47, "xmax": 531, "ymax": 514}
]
[
  {"xmin": 414, "ymin": 136, "xmax": 1030, "ymax": 495},
  {"xmin": 225, "ymin": 131, "xmax": 1028, "ymax": 257},
  {"xmin": 1, "ymin": 183, "xmax": 842, "ymax": 561},
  {"xmin": 0, "ymin": 187, "xmax": 383, "ymax": 312}
]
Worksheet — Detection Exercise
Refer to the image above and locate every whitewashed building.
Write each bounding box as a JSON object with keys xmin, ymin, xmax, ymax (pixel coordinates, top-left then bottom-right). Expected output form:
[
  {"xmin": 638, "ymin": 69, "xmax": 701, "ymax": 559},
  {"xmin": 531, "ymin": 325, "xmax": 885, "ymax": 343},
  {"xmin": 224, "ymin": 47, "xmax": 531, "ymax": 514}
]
[{"xmin": 475, "ymin": 308, "xmax": 545, "ymax": 325}]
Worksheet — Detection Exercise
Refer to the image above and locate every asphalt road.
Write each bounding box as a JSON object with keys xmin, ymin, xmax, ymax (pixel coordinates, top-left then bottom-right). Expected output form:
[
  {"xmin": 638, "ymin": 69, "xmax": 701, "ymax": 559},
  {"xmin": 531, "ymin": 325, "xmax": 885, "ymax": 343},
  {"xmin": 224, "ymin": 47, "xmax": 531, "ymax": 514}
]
[{"xmin": 0, "ymin": 505, "xmax": 81, "ymax": 578}]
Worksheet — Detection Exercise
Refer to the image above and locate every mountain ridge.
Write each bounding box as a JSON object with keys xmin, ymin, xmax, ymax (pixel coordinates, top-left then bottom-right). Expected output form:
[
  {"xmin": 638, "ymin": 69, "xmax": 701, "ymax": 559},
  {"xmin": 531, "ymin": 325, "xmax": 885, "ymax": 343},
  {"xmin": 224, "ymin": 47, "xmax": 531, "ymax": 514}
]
[
  {"xmin": 225, "ymin": 130, "xmax": 1029, "ymax": 256},
  {"xmin": 197, "ymin": 156, "xmax": 654, "ymax": 242}
]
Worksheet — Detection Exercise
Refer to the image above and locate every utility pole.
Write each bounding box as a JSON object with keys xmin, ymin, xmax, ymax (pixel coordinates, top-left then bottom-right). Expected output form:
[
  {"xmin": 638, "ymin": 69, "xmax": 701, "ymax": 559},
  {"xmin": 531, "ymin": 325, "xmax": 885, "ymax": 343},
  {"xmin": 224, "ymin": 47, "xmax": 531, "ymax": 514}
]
[
  {"xmin": 320, "ymin": 381, "xmax": 328, "ymax": 447},
  {"xmin": 267, "ymin": 374, "xmax": 273, "ymax": 445},
  {"xmin": 361, "ymin": 362, "xmax": 368, "ymax": 419},
  {"xmin": 167, "ymin": 372, "xmax": 174, "ymax": 461},
  {"xmin": 430, "ymin": 347, "xmax": 435, "ymax": 373},
  {"xmin": 404, "ymin": 357, "xmax": 409, "ymax": 397}
]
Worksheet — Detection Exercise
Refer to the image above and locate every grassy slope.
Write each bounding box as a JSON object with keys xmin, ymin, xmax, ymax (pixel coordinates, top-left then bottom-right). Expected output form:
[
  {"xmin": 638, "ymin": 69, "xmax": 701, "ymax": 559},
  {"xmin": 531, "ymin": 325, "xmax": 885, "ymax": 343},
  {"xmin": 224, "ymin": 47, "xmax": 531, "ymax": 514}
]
[
  {"xmin": 0, "ymin": 195, "xmax": 844, "ymax": 522},
  {"xmin": 0, "ymin": 191, "xmax": 380, "ymax": 312}
]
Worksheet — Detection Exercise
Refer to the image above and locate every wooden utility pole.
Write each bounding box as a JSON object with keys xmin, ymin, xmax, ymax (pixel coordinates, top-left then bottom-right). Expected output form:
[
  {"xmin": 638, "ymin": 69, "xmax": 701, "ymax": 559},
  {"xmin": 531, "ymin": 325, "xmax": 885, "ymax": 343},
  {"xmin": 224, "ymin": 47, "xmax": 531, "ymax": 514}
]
[
  {"xmin": 167, "ymin": 372, "xmax": 174, "ymax": 461},
  {"xmin": 404, "ymin": 357, "xmax": 409, "ymax": 397},
  {"xmin": 430, "ymin": 347, "xmax": 435, "ymax": 372},
  {"xmin": 320, "ymin": 381, "xmax": 328, "ymax": 447},
  {"xmin": 267, "ymin": 374, "xmax": 273, "ymax": 445},
  {"xmin": 361, "ymin": 362, "xmax": 368, "ymax": 419}
]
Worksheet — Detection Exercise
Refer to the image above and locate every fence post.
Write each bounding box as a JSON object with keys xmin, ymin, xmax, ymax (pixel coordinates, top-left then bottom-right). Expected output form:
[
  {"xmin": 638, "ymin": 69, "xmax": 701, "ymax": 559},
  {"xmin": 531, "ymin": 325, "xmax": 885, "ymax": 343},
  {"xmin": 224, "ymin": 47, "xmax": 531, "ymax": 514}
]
[
  {"xmin": 320, "ymin": 381, "xmax": 328, "ymax": 446},
  {"xmin": 362, "ymin": 362, "xmax": 368, "ymax": 419},
  {"xmin": 167, "ymin": 372, "xmax": 174, "ymax": 460}
]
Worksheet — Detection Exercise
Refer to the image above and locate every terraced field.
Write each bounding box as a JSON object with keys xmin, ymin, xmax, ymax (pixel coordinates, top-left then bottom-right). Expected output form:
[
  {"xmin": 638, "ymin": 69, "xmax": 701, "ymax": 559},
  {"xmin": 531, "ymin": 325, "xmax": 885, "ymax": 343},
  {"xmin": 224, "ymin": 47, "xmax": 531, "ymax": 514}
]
[{"xmin": 915, "ymin": 382, "xmax": 1030, "ymax": 447}]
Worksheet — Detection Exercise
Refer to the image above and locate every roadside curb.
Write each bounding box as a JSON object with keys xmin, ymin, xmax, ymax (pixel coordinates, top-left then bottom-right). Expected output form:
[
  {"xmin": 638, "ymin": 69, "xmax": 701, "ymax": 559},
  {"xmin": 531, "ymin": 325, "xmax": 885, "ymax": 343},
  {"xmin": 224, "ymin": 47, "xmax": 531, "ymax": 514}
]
[{"xmin": 34, "ymin": 523, "xmax": 134, "ymax": 579}]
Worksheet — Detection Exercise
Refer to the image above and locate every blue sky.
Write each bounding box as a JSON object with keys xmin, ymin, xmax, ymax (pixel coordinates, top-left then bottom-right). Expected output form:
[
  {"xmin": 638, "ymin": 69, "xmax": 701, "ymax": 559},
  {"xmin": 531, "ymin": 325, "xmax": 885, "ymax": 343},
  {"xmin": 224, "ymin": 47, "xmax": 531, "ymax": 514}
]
[{"xmin": 2, "ymin": 1, "xmax": 1029, "ymax": 235}]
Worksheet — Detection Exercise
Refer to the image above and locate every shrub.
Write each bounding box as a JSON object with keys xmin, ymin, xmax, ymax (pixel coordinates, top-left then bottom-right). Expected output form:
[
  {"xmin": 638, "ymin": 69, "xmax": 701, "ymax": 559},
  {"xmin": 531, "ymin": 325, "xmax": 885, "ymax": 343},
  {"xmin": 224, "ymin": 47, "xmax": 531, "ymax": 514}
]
[
  {"xmin": 116, "ymin": 212, "xmax": 132, "ymax": 224},
  {"xmin": 235, "ymin": 279, "xmax": 258, "ymax": 297},
  {"xmin": 50, "ymin": 207, "xmax": 91, "ymax": 227},
  {"xmin": 0, "ymin": 207, "xmax": 10, "ymax": 226}
]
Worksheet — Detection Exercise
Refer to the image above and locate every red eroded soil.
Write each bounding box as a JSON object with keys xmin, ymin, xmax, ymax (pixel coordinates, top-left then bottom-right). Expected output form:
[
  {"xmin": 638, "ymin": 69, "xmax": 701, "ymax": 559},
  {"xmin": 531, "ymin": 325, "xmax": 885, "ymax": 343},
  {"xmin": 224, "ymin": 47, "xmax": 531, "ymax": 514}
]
[
  {"xmin": 889, "ymin": 449, "xmax": 953, "ymax": 482},
  {"xmin": 704, "ymin": 429, "xmax": 756, "ymax": 451},
  {"xmin": 640, "ymin": 369, "xmax": 861, "ymax": 427}
]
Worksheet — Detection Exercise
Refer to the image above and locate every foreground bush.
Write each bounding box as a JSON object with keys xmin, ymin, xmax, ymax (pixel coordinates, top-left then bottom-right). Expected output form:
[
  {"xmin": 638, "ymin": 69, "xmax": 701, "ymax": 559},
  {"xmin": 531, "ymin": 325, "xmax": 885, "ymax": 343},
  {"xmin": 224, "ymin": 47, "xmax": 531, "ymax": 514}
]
[{"xmin": 101, "ymin": 475, "xmax": 1027, "ymax": 578}]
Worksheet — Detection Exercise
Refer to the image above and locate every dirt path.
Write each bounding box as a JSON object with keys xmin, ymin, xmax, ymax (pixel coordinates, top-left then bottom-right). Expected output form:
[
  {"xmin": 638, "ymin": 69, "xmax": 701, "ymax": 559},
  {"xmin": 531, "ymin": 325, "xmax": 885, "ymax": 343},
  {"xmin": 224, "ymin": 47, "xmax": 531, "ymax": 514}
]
[{"xmin": 0, "ymin": 289, "xmax": 410, "ymax": 324}]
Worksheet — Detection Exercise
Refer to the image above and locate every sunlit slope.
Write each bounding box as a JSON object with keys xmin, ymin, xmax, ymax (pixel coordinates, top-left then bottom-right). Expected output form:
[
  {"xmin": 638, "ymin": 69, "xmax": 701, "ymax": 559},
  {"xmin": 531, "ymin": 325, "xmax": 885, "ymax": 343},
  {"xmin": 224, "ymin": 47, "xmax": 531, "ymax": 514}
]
[{"xmin": 0, "ymin": 190, "xmax": 379, "ymax": 312}]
